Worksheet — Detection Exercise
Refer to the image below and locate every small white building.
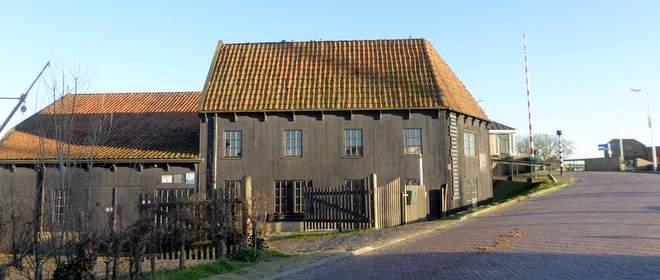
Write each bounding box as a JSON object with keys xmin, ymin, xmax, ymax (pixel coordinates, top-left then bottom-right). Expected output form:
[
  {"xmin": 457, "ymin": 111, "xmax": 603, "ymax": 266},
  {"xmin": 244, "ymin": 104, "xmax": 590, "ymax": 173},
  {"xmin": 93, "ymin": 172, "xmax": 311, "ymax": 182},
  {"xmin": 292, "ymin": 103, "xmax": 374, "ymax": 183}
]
[{"xmin": 488, "ymin": 121, "xmax": 517, "ymax": 159}]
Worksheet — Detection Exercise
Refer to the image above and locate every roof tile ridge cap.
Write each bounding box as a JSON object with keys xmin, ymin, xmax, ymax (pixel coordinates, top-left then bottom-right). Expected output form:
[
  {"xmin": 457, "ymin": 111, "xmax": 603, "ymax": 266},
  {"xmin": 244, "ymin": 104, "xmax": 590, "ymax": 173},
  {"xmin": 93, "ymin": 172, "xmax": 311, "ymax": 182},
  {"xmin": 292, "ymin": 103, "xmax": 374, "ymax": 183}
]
[
  {"xmin": 64, "ymin": 91, "xmax": 200, "ymax": 96},
  {"xmin": 419, "ymin": 39, "xmax": 445, "ymax": 108},
  {"xmin": 199, "ymin": 40, "xmax": 224, "ymax": 112},
  {"xmin": 222, "ymin": 38, "xmax": 423, "ymax": 46}
]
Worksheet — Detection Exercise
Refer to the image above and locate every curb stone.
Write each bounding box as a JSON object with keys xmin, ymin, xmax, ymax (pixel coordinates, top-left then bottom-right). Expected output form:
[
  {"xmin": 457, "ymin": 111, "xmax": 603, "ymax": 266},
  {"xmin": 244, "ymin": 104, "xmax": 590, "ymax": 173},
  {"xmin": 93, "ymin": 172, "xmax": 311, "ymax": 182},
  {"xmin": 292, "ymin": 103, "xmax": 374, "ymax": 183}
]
[{"xmin": 265, "ymin": 181, "xmax": 572, "ymax": 280}]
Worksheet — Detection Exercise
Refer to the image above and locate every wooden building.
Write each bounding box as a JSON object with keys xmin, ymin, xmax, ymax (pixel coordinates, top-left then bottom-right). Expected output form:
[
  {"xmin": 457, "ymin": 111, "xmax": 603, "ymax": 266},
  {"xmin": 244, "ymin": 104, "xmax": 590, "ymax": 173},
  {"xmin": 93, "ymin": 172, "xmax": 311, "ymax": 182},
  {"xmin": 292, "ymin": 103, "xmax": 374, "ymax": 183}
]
[
  {"xmin": 197, "ymin": 38, "xmax": 493, "ymax": 228},
  {"xmin": 0, "ymin": 92, "xmax": 201, "ymax": 235}
]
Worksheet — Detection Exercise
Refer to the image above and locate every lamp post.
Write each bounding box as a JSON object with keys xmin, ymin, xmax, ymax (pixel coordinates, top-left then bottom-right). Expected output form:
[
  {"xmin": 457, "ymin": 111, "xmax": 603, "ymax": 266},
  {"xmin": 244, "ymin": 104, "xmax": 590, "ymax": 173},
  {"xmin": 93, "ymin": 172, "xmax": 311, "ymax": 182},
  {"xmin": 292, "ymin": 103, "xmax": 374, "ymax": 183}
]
[
  {"xmin": 557, "ymin": 130, "xmax": 563, "ymax": 176},
  {"xmin": 631, "ymin": 88, "xmax": 657, "ymax": 172}
]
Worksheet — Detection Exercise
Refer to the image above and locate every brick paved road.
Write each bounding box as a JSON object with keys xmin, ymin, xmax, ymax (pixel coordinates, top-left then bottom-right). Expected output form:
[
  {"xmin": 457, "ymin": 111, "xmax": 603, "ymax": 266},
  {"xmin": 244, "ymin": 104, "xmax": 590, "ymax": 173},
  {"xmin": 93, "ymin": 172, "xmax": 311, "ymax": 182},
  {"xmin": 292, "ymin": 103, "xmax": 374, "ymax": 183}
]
[{"xmin": 288, "ymin": 172, "xmax": 660, "ymax": 280}]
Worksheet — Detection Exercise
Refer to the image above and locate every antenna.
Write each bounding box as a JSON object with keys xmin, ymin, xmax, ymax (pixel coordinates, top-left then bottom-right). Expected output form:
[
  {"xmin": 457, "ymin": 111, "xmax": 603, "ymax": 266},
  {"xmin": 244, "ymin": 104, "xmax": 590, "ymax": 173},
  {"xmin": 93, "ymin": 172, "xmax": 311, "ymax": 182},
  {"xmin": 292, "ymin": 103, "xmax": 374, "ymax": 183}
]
[
  {"xmin": 0, "ymin": 61, "xmax": 50, "ymax": 135},
  {"xmin": 523, "ymin": 33, "xmax": 535, "ymax": 156}
]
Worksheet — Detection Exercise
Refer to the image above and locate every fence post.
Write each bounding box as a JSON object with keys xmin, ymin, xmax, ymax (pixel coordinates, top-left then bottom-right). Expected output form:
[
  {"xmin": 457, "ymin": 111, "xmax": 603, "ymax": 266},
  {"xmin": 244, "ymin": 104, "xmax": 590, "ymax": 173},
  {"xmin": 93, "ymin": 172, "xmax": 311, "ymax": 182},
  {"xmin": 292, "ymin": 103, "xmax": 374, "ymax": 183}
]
[
  {"xmin": 241, "ymin": 175, "xmax": 253, "ymax": 249},
  {"xmin": 370, "ymin": 173, "xmax": 379, "ymax": 229}
]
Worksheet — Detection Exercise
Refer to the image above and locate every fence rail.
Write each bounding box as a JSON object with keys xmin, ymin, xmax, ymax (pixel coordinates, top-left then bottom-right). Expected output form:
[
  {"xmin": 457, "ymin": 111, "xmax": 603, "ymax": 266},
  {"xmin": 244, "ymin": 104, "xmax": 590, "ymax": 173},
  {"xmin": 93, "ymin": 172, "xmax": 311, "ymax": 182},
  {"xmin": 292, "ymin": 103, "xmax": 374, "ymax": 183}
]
[{"xmin": 492, "ymin": 159, "xmax": 553, "ymax": 183}]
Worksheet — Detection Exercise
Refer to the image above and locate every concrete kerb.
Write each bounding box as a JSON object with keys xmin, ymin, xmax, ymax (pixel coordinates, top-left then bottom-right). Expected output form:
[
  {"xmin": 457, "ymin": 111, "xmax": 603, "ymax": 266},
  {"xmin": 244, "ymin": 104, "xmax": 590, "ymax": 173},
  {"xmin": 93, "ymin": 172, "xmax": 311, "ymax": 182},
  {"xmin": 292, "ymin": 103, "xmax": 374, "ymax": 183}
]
[{"xmin": 266, "ymin": 181, "xmax": 572, "ymax": 280}]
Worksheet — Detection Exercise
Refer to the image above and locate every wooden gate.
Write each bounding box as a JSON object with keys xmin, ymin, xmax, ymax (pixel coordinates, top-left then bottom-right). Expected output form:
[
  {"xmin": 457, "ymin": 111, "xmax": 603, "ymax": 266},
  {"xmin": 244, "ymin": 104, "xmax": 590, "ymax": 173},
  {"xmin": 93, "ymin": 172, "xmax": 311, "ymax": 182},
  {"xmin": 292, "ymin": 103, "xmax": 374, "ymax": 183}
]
[
  {"xmin": 374, "ymin": 178, "xmax": 402, "ymax": 229},
  {"xmin": 374, "ymin": 178, "xmax": 428, "ymax": 229},
  {"xmin": 403, "ymin": 184, "xmax": 428, "ymax": 224},
  {"xmin": 302, "ymin": 182, "xmax": 373, "ymax": 230}
]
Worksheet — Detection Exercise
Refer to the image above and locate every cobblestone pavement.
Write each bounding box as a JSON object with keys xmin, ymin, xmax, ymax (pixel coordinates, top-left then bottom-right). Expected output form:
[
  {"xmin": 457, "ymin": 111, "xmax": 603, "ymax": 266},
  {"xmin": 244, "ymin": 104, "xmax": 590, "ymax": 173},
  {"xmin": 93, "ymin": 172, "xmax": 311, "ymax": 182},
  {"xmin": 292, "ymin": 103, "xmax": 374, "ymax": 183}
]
[{"xmin": 287, "ymin": 172, "xmax": 660, "ymax": 280}]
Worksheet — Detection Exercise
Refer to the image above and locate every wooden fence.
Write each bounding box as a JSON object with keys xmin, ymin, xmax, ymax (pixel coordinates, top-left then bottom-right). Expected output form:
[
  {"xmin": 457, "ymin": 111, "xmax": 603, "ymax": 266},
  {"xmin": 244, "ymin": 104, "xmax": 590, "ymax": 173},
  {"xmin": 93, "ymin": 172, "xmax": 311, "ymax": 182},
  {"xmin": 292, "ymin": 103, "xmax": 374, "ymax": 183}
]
[
  {"xmin": 302, "ymin": 183, "xmax": 373, "ymax": 230},
  {"xmin": 302, "ymin": 174, "xmax": 429, "ymax": 231},
  {"xmin": 157, "ymin": 244, "xmax": 218, "ymax": 260}
]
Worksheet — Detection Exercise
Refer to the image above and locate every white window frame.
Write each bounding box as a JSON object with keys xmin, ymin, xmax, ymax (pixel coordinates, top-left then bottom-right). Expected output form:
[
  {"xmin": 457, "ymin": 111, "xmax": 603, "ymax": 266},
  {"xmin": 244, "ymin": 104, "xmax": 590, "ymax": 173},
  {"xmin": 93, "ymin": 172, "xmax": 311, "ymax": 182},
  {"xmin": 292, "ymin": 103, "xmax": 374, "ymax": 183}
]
[
  {"xmin": 344, "ymin": 129, "xmax": 364, "ymax": 157},
  {"xmin": 283, "ymin": 130, "xmax": 303, "ymax": 157},
  {"xmin": 463, "ymin": 131, "xmax": 477, "ymax": 157},
  {"xmin": 224, "ymin": 130, "xmax": 243, "ymax": 158},
  {"xmin": 403, "ymin": 128, "xmax": 422, "ymax": 156}
]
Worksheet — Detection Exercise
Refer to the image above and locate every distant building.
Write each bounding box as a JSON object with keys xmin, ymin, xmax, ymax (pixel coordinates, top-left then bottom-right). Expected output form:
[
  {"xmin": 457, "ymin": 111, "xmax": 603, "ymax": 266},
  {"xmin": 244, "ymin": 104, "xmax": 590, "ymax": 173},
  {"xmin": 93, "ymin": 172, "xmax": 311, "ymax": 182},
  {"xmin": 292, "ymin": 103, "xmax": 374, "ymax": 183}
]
[{"xmin": 605, "ymin": 139, "xmax": 649, "ymax": 160}]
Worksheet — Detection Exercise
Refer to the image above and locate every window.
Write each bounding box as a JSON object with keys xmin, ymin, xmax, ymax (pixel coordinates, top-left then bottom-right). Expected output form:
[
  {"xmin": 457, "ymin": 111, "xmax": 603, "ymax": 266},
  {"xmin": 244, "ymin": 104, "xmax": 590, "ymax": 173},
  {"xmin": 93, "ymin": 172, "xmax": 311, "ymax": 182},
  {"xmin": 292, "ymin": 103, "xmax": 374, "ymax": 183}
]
[
  {"xmin": 161, "ymin": 175, "xmax": 173, "ymax": 184},
  {"xmin": 344, "ymin": 129, "xmax": 363, "ymax": 156},
  {"xmin": 152, "ymin": 188, "xmax": 193, "ymax": 226},
  {"xmin": 224, "ymin": 130, "xmax": 242, "ymax": 158},
  {"xmin": 463, "ymin": 131, "xmax": 476, "ymax": 157},
  {"xmin": 51, "ymin": 189, "xmax": 70, "ymax": 225},
  {"xmin": 344, "ymin": 178, "xmax": 365, "ymax": 189},
  {"xmin": 465, "ymin": 176, "xmax": 478, "ymax": 206},
  {"xmin": 284, "ymin": 130, "xmax": 303, "ymax": 157},
  {"xmin": 185, "ymin": 172, "xmax": 195, "ymax": 185},
  {"xmin": 274, "ymin": 180, "xmax": 310, "ymax": 214},
  {"xmin": 403, "ymin": 128, "xmax": 422, "ymax": 155},
  {"xmin": 498, "ymin": 134, "xmax": 511, "ymax": 155},
  {"xmin": 173, "ymin": 174, "xmax": 183, "ymax": 184},
  {"xmin": 219, "ymin": 180, "xmax": 241, "ymax": 200}
]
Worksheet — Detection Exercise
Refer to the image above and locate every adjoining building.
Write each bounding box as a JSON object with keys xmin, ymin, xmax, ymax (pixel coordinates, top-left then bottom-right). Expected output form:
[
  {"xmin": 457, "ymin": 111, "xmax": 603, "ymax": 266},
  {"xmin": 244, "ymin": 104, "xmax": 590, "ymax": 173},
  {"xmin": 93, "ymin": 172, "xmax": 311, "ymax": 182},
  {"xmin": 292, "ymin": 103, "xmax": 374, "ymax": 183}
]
[
  {"xmin": 488, "ymin": 121, "xmax": 517, "ymax": 159},
  {"xmin": 197, "ymin": 38, "xmax": 493, "ymax": 226},
  {"xmin": 0, "ymin": 92, "xmax": 201, "ymax": 233}
]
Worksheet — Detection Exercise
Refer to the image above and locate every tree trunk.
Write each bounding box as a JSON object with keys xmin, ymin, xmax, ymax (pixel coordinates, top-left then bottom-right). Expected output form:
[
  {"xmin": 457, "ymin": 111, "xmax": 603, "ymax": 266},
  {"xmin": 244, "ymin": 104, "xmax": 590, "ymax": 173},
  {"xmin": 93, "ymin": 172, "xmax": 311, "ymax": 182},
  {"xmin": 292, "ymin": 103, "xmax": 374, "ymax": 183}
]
[
  {"xmin": 178, "ymin": 241, "xmax": 185, "ymax": 270},
  {"xmin": 218, "ymin": 239, "xmax": 227, "ymax": 260}
]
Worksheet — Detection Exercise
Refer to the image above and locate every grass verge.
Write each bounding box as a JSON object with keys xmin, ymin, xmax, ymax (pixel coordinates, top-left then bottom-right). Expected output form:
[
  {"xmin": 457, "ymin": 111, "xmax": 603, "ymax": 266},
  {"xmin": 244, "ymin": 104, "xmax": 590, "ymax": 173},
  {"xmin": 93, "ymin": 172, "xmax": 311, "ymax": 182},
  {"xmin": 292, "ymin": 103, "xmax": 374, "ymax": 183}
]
[
  {"xmin": 444, "ymin": 177, "xmax": 573, "ymax": 221},
  {"xmin": 141, "ymin": 249, "xmax": 292, "ymax": 280},
  {"xmin": 269, "ymin": 228, "xmax": 374, "ymax": 241}
]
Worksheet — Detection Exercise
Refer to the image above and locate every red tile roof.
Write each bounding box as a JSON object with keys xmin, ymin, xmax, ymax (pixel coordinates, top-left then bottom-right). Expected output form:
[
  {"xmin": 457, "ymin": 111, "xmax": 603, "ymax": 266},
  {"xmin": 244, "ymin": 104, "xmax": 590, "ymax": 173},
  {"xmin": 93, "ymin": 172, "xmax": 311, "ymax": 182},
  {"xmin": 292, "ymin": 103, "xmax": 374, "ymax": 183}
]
[
  {"xmin": 200, "ymin": 38, "xmax": 487, "ymax": 119},
  {"xmin": 0, "ymin": 92, "xmax": 200, "ymax": 161}
]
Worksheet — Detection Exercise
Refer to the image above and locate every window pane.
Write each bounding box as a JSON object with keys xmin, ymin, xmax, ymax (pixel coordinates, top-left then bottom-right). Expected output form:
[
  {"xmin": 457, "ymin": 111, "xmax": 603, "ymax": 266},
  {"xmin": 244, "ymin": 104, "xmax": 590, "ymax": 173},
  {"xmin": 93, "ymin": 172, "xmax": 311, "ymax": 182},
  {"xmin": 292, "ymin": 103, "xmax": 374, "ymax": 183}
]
[
  {"xmin": 404, "ymin": 128, "xmax": 422, "ymax": 155},
  {"xmin": 284, "ymin": 130, "xmax": 303, "ymax": 157},
  {"xmin": 464, "ymin": 132, "xmax": 476, "ymax": 157},
  {"xmin": 344, "ymin": 129, "xmax": 363, "ymax": 156},
  {"xmin": 224, "ymin": 130, "xmax": 242, "ymax": 157}
]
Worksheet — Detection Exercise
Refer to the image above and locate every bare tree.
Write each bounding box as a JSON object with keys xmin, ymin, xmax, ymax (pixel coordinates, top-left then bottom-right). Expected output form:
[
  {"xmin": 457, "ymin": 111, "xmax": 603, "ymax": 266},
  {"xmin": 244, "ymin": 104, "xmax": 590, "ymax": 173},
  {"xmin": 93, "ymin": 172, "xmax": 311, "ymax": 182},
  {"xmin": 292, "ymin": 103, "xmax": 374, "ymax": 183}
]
[{"xmin": 517, "ymin": 133, "xmax": 574, "ymax": 161}]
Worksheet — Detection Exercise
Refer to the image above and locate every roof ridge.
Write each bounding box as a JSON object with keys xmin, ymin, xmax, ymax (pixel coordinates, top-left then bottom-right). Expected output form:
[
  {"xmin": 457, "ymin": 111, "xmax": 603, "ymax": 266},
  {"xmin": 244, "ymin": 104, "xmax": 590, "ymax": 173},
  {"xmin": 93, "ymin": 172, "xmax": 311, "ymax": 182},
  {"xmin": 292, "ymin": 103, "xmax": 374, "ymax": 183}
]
[
  {"xmin": 221, "ymin": 38, "xmax": 426, "ymax": 46},
  {"xmin": 66, "ymin": 91, "xmax": 201, "ymax": 96}
]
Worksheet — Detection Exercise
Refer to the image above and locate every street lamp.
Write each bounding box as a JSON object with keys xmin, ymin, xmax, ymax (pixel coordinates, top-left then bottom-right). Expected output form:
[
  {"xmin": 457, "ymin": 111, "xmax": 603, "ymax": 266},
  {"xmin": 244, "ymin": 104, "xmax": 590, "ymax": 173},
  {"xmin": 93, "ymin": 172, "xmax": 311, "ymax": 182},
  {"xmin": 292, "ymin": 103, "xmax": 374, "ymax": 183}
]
[
  {"xmin": 557, "ymin": 130, "xmax": 563, "ymax": 176},
  {"xmin": 631, "ymin": 88, "xmax": 657, "ymax": 172}
]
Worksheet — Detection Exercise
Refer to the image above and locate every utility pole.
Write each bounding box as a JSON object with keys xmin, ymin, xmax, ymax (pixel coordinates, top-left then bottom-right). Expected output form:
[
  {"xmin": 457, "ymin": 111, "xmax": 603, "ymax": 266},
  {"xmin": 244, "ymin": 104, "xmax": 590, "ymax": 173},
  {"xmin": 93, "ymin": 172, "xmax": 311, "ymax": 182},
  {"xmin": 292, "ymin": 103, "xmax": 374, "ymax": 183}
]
[
  {"xmin": 631, "ymin": 88, "xmax": 657, "ymax": 172},
  {"xmin": 0, "ymin": 62, "xmax": 50, "ymax": 135},
  {"xmin": 523, "ymin": 33, "xmax": 535, "ymax": 157},
  {"xmin": 618, "ymin": 117, "xmax": 625, "ymax": 171}
]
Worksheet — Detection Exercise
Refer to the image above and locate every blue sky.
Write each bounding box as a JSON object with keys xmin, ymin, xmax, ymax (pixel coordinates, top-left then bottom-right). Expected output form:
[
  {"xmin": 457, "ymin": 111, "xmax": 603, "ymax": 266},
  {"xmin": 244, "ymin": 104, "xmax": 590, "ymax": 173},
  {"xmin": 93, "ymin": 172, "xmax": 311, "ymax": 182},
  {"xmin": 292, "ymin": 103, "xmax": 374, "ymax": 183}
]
[{"xmin": 1, "ymin": 0, "xmax": 659, "ymax": 158}]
